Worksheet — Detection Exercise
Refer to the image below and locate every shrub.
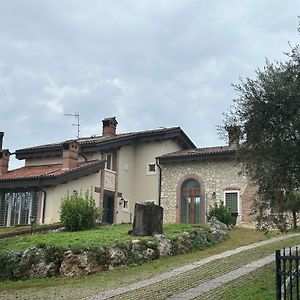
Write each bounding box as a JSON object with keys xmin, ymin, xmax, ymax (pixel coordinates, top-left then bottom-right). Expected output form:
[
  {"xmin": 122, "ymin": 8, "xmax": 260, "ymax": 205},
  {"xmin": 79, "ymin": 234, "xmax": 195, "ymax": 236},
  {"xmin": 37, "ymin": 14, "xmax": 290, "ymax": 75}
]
[
  {"xmin": 44, "ymin": 245, "xmax": 64, "ymax": 265},
  {"xmin": 60, "ymin": 194, "xmax": 101, "ymax": 231},
  {"xmin": 87, "ymin": 245, "xmax": 107, "ymax": 265},
  {"xmin": 190, "ymin": 229, "xmax": 210, "ymax": 250},
  {"xmin": 208, "ymin": 202, "xmax": 235, "ymax": 226}
]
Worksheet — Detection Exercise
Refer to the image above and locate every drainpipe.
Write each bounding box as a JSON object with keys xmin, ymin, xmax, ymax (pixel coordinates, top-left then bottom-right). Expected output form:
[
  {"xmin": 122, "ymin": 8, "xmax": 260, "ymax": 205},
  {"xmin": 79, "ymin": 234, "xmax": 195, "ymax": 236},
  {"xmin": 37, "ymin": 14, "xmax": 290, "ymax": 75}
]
[
  {"xmin": 38, "ymin": 184, "xmax": 47, "ymax": 224},
  {"xmin": 79, "ymin": 152, "xmax": 88, "ymax": 162},
  {"xmin": 156, "ymin": 158, "xmax": 162, "ymax": 206}
]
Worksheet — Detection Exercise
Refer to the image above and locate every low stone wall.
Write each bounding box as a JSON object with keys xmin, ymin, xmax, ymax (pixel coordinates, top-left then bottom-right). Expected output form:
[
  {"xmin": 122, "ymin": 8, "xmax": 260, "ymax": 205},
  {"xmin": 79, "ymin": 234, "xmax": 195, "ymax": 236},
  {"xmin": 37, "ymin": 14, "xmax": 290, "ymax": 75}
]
[
  {"xmin": 0, "ymin": 224, "xmax": 64, "ymax": 239},
  {"xmin": 0, "ymin": 218, "xmax": 228, "ymax": 280}
]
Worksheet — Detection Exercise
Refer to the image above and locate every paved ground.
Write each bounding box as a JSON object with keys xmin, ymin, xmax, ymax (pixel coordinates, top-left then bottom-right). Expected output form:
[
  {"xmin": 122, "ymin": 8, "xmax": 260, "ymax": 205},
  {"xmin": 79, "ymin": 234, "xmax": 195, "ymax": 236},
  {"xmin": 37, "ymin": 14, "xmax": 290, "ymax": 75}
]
[
  {"xmin": 87, "ymin": 233, "xmax": 300, "ymax": 300},
  {"xmin": 168, "ymin": 254, "xmax": 275, "ymax": 299}
]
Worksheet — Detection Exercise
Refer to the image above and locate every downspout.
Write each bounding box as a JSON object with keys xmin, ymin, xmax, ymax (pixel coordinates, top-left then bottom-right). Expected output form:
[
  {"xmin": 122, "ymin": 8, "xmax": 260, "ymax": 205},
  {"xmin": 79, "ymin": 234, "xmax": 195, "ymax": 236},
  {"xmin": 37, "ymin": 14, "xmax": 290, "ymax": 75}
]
[
  {"xmin": 38, "ymin": 184, "xmax": 47, "ymax": 224},
  {"xmin": 79, "ymin": 152, "xmax": 88, "ymax": 162},
  {"xmin": 156, "ymin": 158, "xmax": 162, "ymax": 206}
]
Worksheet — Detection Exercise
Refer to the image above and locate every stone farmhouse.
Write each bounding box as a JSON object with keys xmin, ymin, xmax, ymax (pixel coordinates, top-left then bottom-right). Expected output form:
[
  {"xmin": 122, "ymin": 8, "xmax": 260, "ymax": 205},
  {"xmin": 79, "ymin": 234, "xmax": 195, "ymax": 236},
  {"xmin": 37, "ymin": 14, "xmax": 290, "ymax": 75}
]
[
  {"xmin": 157, "ymin": 126, "xmax": 255, "ymax": 225},
  {"xmin": 0, "ymin": 118, "xmax": 255, "ymax": 227}
]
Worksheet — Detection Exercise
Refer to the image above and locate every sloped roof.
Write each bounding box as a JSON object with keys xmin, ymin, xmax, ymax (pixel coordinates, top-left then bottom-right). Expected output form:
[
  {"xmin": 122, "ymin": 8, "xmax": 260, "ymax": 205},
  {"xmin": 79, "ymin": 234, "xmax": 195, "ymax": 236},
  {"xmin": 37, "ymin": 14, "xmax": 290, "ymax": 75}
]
[
  {"xmin": 0, "ymin": 160, "xmax": 105, "ymax": 189},
  {"xmin": 15, "ymin": 127, "xmax": 196, "ymax": 160},
  {"xmin": 158, "ymin": 146, "xmax": 237, "ymax": 163}
]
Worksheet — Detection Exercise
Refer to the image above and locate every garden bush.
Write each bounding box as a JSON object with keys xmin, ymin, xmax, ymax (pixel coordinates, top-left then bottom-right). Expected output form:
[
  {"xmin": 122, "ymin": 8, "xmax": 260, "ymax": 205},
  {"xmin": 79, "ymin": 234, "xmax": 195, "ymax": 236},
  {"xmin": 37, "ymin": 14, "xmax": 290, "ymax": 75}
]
[
  {"xmin": 208, "ymin": 202, "xmax": 235, "ymax": 226},
  {"xmin": 60, "ymin": 194, "xmax": 101, "ymax": 231}
]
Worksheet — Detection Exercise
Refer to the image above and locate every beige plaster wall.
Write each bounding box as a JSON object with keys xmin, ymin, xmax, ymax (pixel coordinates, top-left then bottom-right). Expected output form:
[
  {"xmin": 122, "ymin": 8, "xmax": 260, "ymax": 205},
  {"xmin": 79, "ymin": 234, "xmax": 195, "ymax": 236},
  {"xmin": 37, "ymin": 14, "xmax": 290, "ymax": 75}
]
[
  {"xmin": 116, "ymin": 140, "xmax": 182, "ymax": 223},
  {"xmin": 116, "ymin": 145, "xmax": 135, "ymax": 223},
  {"xmin": 160, "ymin": 158, "xmax": 255, "ymax": 224},
  {"xmin": 133, "ymin": 140, "xmax": 182, "ymax": 204},
  {"xmin": 43, "ymin": 172, "xmax": 101, "ymax": 224},
  {"xmin": 25, "ymin": 157, "xmax": 62, "ymax": 166}
]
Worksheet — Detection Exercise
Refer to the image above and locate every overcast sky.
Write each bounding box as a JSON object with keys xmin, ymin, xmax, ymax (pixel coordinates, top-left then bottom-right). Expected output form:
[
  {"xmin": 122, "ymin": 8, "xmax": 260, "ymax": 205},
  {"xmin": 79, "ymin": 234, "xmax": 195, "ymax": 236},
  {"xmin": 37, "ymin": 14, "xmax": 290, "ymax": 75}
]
[{"xmin": 1, "ymin": 0, "xmax": 299, "ymax": 169}]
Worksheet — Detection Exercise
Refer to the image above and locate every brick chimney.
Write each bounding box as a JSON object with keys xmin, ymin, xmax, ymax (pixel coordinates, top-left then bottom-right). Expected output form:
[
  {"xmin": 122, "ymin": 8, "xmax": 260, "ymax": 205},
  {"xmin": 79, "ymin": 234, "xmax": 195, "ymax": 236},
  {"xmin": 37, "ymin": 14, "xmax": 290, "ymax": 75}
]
[
  {"xmin": 225, "ymin": 125, "xmax": 241, "ymax": 148},
  {"xmin": 102, "ymin": 117, "xmax": 118, "ymax": 137},
  {"xmin": 62, "ymin": 140, "xmax": 79, "ymax": 169},
  {"xmin": 0, "ymin": 150, "xmax": 10, "ymax": 175}
]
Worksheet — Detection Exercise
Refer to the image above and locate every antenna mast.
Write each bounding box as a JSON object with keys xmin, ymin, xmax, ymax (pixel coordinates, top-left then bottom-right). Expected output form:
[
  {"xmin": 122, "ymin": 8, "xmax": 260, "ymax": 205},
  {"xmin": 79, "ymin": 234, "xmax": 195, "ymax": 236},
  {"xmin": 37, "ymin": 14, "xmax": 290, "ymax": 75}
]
[{"xmin": 64, "ymin": 113, "xmax": 80, "ymax": 138}]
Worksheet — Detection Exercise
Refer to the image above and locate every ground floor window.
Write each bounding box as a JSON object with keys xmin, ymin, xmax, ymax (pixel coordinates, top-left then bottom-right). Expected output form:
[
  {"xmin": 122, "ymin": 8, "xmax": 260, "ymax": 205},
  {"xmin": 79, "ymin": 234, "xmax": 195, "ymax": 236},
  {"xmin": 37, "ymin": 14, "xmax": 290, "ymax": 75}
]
[
  {"xmin": 224, "ymin": 191, "xmax": 239, "ymax": 214},
  {"xmin": 0, "ymin": 191, "xmax": 39, "ymax": 227}
]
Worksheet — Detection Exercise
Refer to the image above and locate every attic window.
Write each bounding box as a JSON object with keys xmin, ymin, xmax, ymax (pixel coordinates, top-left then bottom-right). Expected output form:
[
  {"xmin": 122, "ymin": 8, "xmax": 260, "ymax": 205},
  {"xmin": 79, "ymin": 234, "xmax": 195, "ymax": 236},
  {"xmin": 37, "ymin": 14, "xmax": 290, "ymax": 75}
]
[{"xmin": 147, "ymin": 163, "xmax": 156, "ymax": 174}]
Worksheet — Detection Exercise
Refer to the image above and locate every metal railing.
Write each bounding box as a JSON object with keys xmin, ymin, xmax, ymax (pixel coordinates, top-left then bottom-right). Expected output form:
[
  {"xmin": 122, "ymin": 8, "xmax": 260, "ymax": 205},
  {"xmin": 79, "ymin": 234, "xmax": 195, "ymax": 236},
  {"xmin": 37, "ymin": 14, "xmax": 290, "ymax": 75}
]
[{"xmin": 276, "ymin": 247, "xmax": 300, "ymax": 300}]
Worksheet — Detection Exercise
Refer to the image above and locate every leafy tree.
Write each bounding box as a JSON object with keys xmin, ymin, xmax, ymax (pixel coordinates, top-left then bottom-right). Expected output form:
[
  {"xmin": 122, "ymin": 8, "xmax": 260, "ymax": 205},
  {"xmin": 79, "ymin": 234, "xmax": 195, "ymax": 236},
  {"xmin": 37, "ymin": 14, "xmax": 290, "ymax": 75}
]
[
  {"xmin": 284, "ymin": 192, "xmax": 300, "ymax": 229},
  {"xmin": 224, "ymin": 30, "xmax": 300, "ymax": 230}
]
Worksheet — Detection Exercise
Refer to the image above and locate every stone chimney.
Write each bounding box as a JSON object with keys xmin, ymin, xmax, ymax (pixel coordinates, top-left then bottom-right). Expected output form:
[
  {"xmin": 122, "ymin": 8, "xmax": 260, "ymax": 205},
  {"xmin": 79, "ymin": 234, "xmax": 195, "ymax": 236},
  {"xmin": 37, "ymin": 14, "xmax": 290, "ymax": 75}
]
[
  {"xmin": 62, "ymin": 140, "xmax": 79, "ymax": 169},
  {"xmin": 102, "ymin": 117, "xmax": 118, "ymax": 137},
  {"xmin": 225, "ymin": 125, "xmax": 241, "ymax": 148},
  {"xmin": 0, "ymin": 149, "xmax": 10, "ymax": 175}
]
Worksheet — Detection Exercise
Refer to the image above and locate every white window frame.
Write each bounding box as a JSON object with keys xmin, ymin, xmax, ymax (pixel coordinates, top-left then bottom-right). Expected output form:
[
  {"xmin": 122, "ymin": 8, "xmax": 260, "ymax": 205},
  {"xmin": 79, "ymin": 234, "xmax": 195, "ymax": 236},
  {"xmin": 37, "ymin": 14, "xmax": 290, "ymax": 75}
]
[
  {"xmin": 146, "ymin": 162, "xmax": 157, "ymax": 175},
  {"xmin": 105, "ymin": 153, "xmax": 113, "ymax": 170},
  {"xmin": 223, "ymin": 190, "xmax": 240, "ymax": 214}
]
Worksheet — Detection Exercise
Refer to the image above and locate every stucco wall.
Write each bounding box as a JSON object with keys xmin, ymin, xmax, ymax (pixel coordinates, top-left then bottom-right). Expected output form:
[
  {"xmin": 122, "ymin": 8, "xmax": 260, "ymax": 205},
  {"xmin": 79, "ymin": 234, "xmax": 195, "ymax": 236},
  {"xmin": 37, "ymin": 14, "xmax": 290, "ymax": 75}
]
[
  {"xmin": 160, "ymin": 158, "xmax": 256, "ymax": 224},
  {"xmin": 133, "ymin": 140, "xmax": 182, "ymax": 203},
  {"xmin": 25, "ymin": 157, "xmax": 62, "ymax": 166},
  {"xmin": 116, "ymin": 145, "xmax": 135, "ymax": 223},
  {"xmin": 43, "ymin": 172, "xmax": 101, "ymax": 224},
  {"xmin": 116, "ymin": 140, "xmax": 182, "ymax": 223}
]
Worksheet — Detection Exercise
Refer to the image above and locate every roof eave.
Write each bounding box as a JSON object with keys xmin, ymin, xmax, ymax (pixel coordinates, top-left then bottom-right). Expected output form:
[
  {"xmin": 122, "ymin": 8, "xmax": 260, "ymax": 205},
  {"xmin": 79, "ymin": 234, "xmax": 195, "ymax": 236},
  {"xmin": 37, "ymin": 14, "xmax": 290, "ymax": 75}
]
[
  {"xmin": 0, "ymin": 161, "xmax": 105, "ymax": 189},
  {"xmin": 15, "ymin": 127, "xmax": 196, "ymax": 159},
  {"xmin": 158, "ymin": 151, "xmax": 237, "ymax": 164}
]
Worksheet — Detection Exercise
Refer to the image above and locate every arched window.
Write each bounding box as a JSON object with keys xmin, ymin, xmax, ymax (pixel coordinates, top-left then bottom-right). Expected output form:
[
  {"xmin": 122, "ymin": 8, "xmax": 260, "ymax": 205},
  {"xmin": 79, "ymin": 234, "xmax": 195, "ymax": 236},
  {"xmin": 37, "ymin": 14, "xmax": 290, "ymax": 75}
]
[{"xmin": 181, "ymin": 179, "xmax": 201, "ymax": 224}]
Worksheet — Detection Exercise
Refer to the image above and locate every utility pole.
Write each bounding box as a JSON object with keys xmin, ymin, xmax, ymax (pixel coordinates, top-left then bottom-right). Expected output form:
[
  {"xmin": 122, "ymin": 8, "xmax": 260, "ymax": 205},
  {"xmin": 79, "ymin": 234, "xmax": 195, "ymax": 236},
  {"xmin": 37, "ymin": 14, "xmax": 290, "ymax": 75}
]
[{"xmin": 64, "ymin": 113, "xmax": 80, "ymax": 138}]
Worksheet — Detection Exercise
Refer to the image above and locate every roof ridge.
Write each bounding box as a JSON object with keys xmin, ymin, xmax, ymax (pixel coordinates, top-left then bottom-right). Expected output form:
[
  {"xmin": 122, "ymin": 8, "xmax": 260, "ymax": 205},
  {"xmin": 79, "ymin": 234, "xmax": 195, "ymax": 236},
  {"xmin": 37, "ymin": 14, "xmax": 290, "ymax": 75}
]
[{"xmin": 15, "ymin": 126, "xmax": 192, "ymax": 157}]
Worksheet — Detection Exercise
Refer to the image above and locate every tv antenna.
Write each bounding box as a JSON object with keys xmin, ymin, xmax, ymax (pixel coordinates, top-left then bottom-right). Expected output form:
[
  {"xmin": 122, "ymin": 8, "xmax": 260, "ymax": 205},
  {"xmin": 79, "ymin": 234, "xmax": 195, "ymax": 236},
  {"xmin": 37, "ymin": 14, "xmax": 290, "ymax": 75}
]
[{"xmin": 64, "ymin": 113, "xmax": 80, "ymax": 138}]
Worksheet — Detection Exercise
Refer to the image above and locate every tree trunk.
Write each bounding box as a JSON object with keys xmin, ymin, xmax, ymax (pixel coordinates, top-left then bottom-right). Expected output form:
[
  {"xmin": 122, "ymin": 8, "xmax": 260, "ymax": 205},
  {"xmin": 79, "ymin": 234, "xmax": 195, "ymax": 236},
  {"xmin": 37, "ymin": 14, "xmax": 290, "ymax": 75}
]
[{"xmin": 130, "ymin": 203, "xmax": 163, "ymax": 236}]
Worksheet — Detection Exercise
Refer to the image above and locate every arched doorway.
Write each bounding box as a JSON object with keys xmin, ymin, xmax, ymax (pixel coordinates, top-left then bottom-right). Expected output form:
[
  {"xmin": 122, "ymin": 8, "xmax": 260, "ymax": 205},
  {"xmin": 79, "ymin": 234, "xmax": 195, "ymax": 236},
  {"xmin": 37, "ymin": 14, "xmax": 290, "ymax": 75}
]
[{"xmin": 180, "ymin": 179, "xmax": 201, "ymax": 224}]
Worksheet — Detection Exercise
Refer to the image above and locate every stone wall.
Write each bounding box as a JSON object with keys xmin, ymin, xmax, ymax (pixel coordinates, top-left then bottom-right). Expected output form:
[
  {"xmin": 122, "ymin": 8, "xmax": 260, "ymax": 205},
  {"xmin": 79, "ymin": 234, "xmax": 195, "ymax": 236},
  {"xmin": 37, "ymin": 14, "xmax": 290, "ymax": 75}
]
[
  {"xmin": 0, "ymin": 219, "xmax": 227, "ymax": 280},
  {"xmin": 160, "ymin": 157, "xmax": 256, "ymax": 224}
]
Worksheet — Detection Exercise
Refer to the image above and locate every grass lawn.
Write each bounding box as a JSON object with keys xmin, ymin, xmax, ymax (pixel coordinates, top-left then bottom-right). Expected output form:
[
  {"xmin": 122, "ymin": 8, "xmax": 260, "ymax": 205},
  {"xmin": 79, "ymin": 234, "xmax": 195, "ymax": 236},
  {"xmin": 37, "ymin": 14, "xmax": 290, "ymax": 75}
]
[
  {"xmin": 109, "ymin": 234, "xmax": 300, "ymax": 300},
  {"xmin": 200, "ymin": 262, "xmax": 276, "ymax": 300},
  {"xmin": 0, "ymin": 227, "xmax": 277, "ymax": 300},
  {"xmin": 0, "ymin": 223, "xmax": 197, "ymax": 254}
]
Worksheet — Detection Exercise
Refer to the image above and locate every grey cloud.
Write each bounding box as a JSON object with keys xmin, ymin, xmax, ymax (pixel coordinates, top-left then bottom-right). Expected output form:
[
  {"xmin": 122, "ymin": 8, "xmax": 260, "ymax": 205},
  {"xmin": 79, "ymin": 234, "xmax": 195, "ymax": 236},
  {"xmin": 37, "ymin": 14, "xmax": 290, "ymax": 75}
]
[{"xmin": 0, "ymin": 0, "xmax": 299, "ymax": 169}]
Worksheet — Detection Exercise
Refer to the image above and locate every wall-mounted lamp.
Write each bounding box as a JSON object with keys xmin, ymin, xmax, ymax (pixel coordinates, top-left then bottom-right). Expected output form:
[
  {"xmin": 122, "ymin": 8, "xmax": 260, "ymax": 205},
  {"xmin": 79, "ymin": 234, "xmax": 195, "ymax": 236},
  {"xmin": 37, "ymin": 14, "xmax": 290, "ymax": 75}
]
[{"xmin": 119, "ymin": 197, "xmax": 124, "ymax": 205}]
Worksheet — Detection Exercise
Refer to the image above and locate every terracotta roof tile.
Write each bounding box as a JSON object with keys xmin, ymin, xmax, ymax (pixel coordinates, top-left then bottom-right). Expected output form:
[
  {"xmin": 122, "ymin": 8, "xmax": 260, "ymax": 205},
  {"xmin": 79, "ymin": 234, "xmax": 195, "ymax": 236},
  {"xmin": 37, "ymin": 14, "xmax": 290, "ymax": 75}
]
[
  {"xmin": 0, "ymin": 161, "xmax": 101, "ymax": 181},
  {"xmin": 17, "ymin": 127, "xmax": 187, "ymax": 152},
  {"xmin": 158, "ymin": 146, "xmax": 237, "ymax": 161}
]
